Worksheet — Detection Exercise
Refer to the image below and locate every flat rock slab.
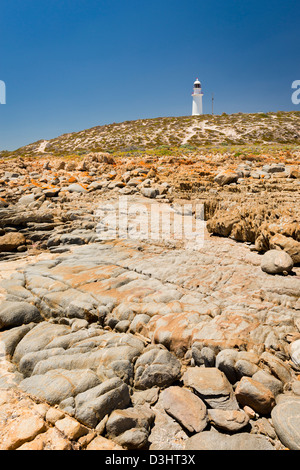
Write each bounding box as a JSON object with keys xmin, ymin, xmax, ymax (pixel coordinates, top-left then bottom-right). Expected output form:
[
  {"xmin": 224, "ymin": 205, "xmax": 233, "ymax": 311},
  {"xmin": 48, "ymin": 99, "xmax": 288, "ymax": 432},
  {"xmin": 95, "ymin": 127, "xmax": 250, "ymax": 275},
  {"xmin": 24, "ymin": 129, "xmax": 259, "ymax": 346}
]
[{"xmin": 185, "ymin": 430, "xmax": 274, "ymax": 450}]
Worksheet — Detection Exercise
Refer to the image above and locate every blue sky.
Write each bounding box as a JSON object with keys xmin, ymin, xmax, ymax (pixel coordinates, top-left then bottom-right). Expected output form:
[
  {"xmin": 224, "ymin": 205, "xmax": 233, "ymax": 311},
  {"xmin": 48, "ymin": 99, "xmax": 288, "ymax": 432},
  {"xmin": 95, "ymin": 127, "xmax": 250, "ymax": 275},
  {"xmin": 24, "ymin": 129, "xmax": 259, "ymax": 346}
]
[{"xmin": 0, "ymin": 0, "xmax": 299, "ymax": 151}]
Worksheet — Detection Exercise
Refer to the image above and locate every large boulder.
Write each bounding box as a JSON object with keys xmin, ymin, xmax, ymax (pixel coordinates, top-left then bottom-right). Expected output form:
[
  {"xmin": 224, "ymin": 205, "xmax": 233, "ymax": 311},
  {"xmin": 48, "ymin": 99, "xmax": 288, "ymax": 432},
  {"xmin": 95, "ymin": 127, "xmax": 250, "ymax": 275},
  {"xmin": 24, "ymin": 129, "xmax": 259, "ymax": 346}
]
[
  {"xmin": 214, "ymin": 171, "xmax": 239, "ymax": 186},
  {"xmin": 182, "ymin": 367, "xmax": 239, "ymax": 410},
  {"xmin": 271, "ymin": 397, "xmax": 300, "ymax": 450},
  {"xmin": 160, "ymin": 386, "xmax": 207, "ymax": 433},
  {"xmin": 260, "ymin": 249, "xmax": 293, "ymax": 274}
]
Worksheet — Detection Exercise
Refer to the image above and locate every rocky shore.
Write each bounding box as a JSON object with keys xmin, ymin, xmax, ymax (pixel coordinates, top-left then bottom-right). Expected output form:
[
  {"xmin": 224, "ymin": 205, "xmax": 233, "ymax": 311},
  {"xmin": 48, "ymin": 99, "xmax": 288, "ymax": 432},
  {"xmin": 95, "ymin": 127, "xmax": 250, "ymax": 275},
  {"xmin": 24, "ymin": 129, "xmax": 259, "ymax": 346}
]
[{"xmin": 0, "ymin": 150, "xmax": 299, "ymax": 450}]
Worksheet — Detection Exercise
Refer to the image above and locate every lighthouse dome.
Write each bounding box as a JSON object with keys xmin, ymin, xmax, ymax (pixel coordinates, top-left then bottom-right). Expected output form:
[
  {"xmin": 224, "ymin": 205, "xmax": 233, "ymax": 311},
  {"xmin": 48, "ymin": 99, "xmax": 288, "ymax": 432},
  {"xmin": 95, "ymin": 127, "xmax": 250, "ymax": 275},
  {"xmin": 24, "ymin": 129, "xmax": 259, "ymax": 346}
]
[{"xmin": 194, "ymin": 78, "xmax": 201, "ymax": 85}]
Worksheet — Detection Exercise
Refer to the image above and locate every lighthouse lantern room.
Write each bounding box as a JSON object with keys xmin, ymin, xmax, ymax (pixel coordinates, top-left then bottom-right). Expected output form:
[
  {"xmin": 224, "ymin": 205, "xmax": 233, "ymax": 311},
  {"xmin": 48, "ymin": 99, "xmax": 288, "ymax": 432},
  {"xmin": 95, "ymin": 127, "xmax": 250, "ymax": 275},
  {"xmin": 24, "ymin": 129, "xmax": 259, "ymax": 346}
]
[{"xmin": 192, "ymin": 78, "xmax": 203, "ymax": 115}]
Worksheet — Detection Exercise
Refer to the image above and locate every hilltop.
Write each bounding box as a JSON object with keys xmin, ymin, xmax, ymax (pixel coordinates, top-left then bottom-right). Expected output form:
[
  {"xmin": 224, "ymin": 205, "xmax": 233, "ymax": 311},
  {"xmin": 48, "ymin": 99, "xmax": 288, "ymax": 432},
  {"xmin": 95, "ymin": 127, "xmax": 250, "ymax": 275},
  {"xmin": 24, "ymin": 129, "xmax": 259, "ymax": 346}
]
[{"xmin": 2, "ymin": 111, "xmax": 300, "ymax": 158}]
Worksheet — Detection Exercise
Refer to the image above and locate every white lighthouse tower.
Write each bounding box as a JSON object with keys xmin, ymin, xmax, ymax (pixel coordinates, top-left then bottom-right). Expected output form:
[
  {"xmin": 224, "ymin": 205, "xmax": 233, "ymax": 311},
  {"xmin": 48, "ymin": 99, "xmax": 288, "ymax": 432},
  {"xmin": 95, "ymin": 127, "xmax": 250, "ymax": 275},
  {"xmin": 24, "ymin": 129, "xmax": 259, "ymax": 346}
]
[{"xmin": 192, "ymin": 78, "xmax": 203, "ymax": 115}]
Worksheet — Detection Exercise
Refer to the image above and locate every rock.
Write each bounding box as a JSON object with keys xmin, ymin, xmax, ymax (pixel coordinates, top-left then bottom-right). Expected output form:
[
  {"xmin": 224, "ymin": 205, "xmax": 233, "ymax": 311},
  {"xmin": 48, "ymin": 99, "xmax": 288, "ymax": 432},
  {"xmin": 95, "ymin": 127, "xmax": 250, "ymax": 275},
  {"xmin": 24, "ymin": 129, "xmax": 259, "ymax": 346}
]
[
  {"xmin": 134, "ymin": 347, "xmax": 182, "ymax": 390},
  {"xmin": 260, "ymin": 351, "xmax": 293, "ymax": 383},
  {"xmin": 214, "ymin": 171, "xmax": 239, "ymax": 186},
  {"xmin": 148, "ymin": 406, "xmax": 188, "ymax": 450},
  {"xmin": 182, "ymin": 367, "xmax": 239, "ymax": 410},
  {"xmin": 19, "ymin": 348, "xmax": 66, "ymax": 377},
  {"xmin": 13, "ymin": 322, "xmax": 70, "ymax": 364},
  {"xmin": 75, "ymin": 378, "xmax": 131, "ymax": 428},
  {"xmin": 290, "ymin": 339, "xmax": 300, "ymax": 370},
  {"xmin": 105, "ymin": 406, "xmax": 154, "ymax": 449},
  {"xmin": 185, "ymin": 429, "xmax": 274, "ymax": 450},
  {"xmin": 67, "ymin": 183, "xmax": 87, "ymax": 193},
  {"xmin": 235, "ymin": 377, "xmax": 276, "ymax": 414},
  {"xmin": 0, "ymin": 233, "xmax": 26, "ymax": 252},
  {"xmin": 55, "ymin": 416, "xmax": 89, "ymax": 441},
  {"xmin": 260, "ymin": 249, "xmax": 294, "ymax": 274},
  {"xmin": 206, "ymin": 213, "xmax": 240, "ymax": 237},
  {"xmin": 160, "ymin": 386, "xmax": 207, "ymax": 433},
  {"xmin": 86, "ymin": 435, "xmax": 123, "ymax": 450},
  {"xmin": 271, "ymin": 397, "xmax": 300, "ymax": 450},
  {"xmin": 140, "ymin": 187, "xmax": 159, "ymax": 199},
  {"xmin": 0, "ymin": 198, "xmax": 9, "ymax": 208},
  {"xmin": 19, "ymin": 369, "xmax": 100, "ymax": 406},
  {"xmin": 106, "ymin": 406, "xmax": 154, "ymax": 437},
  {"xmin": 0, "ymin": 324, "xmax": 35, "ymax": 357},
  {"xmin": 16, "ymin": 427, "xmax": 72, "ymax": 450},
  {"xmin": 252, "ymin": 370, "xmax": 283, "ymax": 396},
  {"xmin": 192, "ymin": 345, "xmax": 216, "ymax": 367},
  {"xmin": 131, "ymin": 387, "xmax": 159, "ymax": 407},
  {"xmin": 269, "ymin": 233, "xmax": 300, "ymax": 264},
  {"xmin": 45, "ymin": 407, "xmax": 65, "ymax": 425},
  {"xmin": 215, "ymin": 348, "xmax": 238, "ymax": 383},
  {"xmin": 207, "ymin": 409, "xmax": 250, "ymax": 432},
  {"xmin": 0, "ymin": 301, "xmax": 42, "ymax": 329},
  {"xmin": 0, "ymin": 412, "xmax": 47, "ymax": 450},
  {"xmin": 113, "ymin": 428, "xmax": 149, "ymax": 449}
]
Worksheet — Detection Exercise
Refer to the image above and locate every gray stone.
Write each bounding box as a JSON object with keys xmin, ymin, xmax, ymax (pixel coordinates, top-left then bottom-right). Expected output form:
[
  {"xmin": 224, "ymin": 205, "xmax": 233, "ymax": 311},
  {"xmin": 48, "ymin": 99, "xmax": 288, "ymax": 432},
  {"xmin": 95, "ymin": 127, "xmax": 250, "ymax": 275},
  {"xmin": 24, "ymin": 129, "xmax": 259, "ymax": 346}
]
[
  {"xmin": 13, "ymin": 322, "xmax": 70, "ymax": 363},
  {"xmin": 0, "ymin": 301, "xmax": 42, "ymax": 329},
  {"xmin": 19, "ymin": 347, "xmax": 66, "ymax": 377},
  {"xmin": 75, "ymin": 378, "xmax": 130, "ymax": 428},
  {"xmin": 215, "ymin": 348, "xmax": 238, "ymax": 383},
  {"xmin": 134, "ymin": 347, "xmax": 181, "ymax": 390},
  {"xmin": 113, "ymin": 428, "xmax": 149, "ymax": 449},
  {"xmin": 0, "ymin": 323, "xmax": 35, "ymax": 357},
  {"xmin": 106, "ymin": 406, "xmax": 154, "ymax": 438},
  {"xmin": 148, "ymin": 407, "xmax": 188, "ymax": 450},
  {"xmin": 140, "ymin": 187, "xmax": 159, "ymax": 199},
  {"xmin": 19, "ymin": 368, "xmax": 100, "ymax": 405},
  {"xmin": 252, "ymin": 370, "xmax": 283, "ymax": 396},
  {"xmin": 260, "ymin": 351, "xmax": 293, "ymax": 383}
]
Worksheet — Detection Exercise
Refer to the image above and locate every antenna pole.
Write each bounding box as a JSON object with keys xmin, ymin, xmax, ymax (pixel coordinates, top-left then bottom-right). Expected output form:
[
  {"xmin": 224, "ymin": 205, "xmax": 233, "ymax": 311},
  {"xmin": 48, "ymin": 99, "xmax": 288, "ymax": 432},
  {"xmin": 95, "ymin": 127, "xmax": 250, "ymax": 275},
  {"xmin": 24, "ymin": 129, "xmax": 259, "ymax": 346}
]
[{"xmin": 212, "ymin": 93, "xmax": 214, "ymax": 115}]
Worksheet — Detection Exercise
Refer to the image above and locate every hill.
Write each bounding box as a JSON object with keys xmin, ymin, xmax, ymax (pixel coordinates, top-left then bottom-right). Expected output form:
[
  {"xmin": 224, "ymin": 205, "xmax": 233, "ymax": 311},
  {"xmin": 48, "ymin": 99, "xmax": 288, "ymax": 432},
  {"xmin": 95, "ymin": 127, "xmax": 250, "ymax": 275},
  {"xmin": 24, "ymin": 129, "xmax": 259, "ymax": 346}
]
[{"xmin": 2, "ymin": 111, "xmax": 300, "ymax": 158}]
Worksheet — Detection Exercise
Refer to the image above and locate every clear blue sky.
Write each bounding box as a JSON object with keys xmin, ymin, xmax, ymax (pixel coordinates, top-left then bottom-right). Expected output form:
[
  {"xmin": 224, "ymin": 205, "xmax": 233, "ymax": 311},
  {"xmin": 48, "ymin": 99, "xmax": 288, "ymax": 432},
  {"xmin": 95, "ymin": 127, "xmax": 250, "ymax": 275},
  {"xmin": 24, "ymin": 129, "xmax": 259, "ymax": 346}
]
[{"xmin": 0, "ymin": 0, "xmax": 299, "ymax": 151}]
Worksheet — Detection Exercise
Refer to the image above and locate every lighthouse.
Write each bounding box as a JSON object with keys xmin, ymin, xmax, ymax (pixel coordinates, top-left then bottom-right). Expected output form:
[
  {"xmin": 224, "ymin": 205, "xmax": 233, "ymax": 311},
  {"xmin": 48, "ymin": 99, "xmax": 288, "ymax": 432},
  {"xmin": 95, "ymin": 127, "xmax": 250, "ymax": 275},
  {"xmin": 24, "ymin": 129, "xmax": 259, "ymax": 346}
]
[{"xmin": 192, "ymin": 78, "xmax": 203, "ymax": 115}]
